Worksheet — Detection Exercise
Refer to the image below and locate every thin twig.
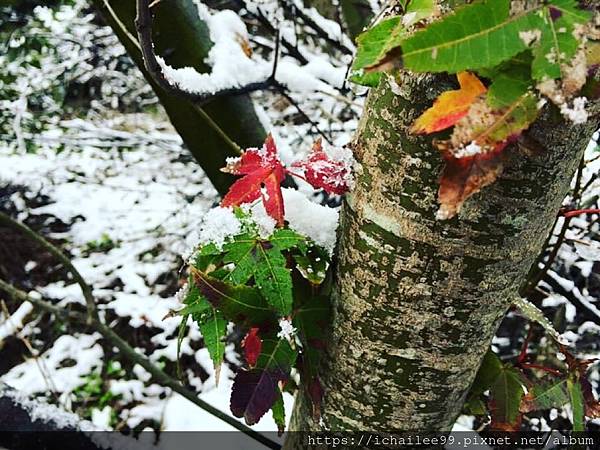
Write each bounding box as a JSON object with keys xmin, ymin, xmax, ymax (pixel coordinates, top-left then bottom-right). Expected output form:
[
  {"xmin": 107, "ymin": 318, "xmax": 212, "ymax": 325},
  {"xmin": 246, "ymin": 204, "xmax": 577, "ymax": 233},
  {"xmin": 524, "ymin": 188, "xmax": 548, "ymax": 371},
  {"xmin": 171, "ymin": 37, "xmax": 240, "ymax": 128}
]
[
  {"xmin": 278, "ymin": 89, "xmax": 334, "ymax": 145},
  {"xmin": 522, "ymin": 156, "xmax": 586, "ymax": 295},
  {"xmin": 0, "ymin": 278, "xmax": 280, "ymax": 450},
  {"xmin": 0, "ymin": 212, "xmax": 98, "ymax": 323},
  {"xmin": 280, "ymin": 0, "xmax": 353, "ymax": 56},
  {"xmin": 236, "ymin": 0, "xmax": 309, "ymax": 65}
]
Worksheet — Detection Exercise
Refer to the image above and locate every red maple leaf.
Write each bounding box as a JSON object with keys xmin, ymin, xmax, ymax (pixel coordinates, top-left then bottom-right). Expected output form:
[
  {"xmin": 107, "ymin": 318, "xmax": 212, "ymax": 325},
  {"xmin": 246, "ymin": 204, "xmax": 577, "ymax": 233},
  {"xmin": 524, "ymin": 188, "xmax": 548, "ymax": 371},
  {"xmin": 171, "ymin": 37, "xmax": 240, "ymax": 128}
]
[
  {"xmin": 221, "ymin": 135, "xmax": 352, "ymax": 225},
  {"xmin": 242, "ymin": 327, "xmax": 262, "ymax": 367},
  {"xmin": 291, "ymin": 139, "xmax": 352, "ymax": 195},
  {"xmin": 221, "ymin": 134, "xmax": 286, "ymax": 225}
]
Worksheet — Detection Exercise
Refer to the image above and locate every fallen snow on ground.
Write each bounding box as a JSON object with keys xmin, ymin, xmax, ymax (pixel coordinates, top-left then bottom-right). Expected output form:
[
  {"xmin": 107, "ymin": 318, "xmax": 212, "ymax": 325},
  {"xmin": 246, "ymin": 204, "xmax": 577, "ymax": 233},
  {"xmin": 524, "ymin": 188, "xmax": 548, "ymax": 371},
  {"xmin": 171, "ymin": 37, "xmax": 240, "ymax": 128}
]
[{"xmin": 0, "ymin": 113, "xmax": 293, "ymax": 436}]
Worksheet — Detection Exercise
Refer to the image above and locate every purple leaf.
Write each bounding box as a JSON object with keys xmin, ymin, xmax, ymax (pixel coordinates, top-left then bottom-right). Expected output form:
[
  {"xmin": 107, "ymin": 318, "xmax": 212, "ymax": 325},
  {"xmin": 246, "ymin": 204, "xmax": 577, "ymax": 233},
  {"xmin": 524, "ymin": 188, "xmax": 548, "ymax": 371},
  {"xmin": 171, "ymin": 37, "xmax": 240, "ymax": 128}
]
[{"xmin": 230, "ymin": 369, "xmax": 287, "ymax": 425}]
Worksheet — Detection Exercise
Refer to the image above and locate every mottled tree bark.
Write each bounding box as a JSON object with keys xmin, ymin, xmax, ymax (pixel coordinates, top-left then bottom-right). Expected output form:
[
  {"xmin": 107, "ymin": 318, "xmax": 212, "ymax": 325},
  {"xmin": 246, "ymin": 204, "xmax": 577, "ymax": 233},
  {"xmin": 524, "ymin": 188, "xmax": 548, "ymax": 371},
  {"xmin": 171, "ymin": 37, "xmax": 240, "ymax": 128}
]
[{"xmin": 285, "ymin": 70, "xmax": 600, "ymax": 439}]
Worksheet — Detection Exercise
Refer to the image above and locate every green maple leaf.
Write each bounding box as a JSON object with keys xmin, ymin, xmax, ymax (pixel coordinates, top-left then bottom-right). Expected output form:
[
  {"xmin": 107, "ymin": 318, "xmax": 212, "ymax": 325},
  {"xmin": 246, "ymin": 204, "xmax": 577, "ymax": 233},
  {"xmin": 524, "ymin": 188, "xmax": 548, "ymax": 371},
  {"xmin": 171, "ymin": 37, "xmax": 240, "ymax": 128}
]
[
  {"xmin": 178, "ymin": 282, "xmax": 227, "ymax": 382},
  {"xmin": 191, "ymin": 268, "xmax": 276, "ymax": 325},
  {"xmin": 531, "ymin": 0, "xmax": 591, "ymax": 82},
  {"xmin": 489, "ymin": 364, "xmax": 527, "ymax": 429},
  {"xmin": 271, "ymin": 389, "xmax": 286, "ymax": 435},
  {"xmin": 523, "ymin": 379, "xmax": 570, "ymax": 411},
  {"xmin": 220, "ymin": 229, "xmax": 308, "ymax": 316}
]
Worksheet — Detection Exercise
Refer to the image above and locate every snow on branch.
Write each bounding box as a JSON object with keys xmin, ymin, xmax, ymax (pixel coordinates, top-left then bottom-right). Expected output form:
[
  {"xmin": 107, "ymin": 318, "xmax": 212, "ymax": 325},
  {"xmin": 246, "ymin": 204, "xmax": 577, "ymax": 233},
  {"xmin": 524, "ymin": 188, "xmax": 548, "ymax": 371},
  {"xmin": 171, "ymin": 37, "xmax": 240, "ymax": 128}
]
[{"xmin": 134, "ymin": 0, "xmax": 352, "ymax": 104}]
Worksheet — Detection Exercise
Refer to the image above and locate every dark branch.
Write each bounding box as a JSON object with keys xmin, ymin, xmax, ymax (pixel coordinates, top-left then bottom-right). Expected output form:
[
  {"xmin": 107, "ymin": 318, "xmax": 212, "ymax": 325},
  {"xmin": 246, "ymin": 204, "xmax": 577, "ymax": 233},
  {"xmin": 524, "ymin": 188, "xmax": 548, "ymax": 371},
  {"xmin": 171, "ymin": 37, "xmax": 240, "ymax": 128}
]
[
  {"xmin": 280, "ymin": 0, "xmax": 353, "ymax": 56},
  {"xmin": 278, "ymin": 88, "xmax": 334, "ymax": 145},
  {"xmin": 134, "ymin": 0, "xmax": 282, "ymax": 105}
]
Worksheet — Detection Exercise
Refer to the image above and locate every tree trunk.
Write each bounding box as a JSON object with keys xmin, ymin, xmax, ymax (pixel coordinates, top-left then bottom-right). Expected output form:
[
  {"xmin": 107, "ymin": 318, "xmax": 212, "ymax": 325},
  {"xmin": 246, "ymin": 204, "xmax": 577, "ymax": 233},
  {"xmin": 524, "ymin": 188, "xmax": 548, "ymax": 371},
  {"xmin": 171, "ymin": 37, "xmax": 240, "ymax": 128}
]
[
  {"xmin": 93, "ymin": 0, "xmax": 266, "ymax": 195},
  {"xmin": 285, "ymin": 71, "xmax": 600, "ymax": 438}
]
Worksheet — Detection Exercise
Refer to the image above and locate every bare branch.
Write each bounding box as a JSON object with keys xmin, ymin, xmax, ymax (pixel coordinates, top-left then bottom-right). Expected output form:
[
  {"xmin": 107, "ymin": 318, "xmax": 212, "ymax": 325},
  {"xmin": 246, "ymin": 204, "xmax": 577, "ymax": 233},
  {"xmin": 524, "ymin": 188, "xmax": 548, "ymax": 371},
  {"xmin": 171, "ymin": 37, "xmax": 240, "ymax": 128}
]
[
  {"xmin": 279, "ymin": 0, "xmax": 354, "ymax": 56},
  {"xmin": 0, "ymin": 211, "xmax": 98, "ymax": 323}
]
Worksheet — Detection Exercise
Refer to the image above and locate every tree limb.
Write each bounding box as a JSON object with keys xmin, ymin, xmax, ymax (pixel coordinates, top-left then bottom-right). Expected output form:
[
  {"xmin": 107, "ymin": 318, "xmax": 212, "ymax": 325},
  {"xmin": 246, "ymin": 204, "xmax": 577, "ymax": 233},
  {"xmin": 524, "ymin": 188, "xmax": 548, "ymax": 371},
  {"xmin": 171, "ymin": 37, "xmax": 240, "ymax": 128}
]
[
  {"xmin": 134, "ymin": 0, "xmax": 283, "ymax": 104},
  {"xmin": 0, "ymin": 211, "xmax": 98, "ymax": 323}
]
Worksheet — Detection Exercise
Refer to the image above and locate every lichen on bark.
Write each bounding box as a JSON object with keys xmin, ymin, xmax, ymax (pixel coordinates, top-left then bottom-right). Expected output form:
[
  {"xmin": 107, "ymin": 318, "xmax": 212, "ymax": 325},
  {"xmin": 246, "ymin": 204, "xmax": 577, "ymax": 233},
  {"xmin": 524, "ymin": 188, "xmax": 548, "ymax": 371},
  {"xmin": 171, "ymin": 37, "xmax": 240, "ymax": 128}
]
[{"xmin": 284, "ymin": 69, "xmax": 600, "ymax": 441}]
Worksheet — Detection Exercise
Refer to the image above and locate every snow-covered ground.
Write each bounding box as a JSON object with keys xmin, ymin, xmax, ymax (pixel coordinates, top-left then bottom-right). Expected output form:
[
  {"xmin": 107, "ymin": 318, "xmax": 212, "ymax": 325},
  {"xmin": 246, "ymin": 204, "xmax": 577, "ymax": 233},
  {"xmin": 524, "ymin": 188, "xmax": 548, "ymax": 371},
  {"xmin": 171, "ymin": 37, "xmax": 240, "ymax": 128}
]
[{"xmin": 0, "ymin": 113, "xmax": 295, "ymax": 436}]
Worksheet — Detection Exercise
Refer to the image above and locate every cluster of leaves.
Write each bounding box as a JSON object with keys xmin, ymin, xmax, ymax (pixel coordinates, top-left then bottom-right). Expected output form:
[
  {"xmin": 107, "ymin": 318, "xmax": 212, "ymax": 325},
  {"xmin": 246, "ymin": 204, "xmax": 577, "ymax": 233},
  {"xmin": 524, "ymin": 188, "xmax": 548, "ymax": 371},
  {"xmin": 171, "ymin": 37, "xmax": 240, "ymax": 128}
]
[
  {"xmin": 465, "ymin": 342, "xmax": 600, "ymax": 431},
  {"xmin": 179, "ymin": 211, "xmax": 331, "ymax": 431},
  {"xmin": 221, "ymin": 134, "xmax": 353, "ymax": 225},
  {"xmin": 351, "ymin": 0, "xmax": 600, "ymax": 218},
  {"xmin": 175, "ymin": 135, "xmax": 351, "ymax": 431}
]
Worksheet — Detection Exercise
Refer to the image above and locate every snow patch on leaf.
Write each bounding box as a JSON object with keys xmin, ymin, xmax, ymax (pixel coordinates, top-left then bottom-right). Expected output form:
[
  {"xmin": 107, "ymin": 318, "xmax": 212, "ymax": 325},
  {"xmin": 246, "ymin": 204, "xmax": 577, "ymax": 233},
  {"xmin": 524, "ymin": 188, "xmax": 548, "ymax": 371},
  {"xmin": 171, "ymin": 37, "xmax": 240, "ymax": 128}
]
[{"xmin": 198, "ymin": 207, "xmax": 242, "ymax": 249}]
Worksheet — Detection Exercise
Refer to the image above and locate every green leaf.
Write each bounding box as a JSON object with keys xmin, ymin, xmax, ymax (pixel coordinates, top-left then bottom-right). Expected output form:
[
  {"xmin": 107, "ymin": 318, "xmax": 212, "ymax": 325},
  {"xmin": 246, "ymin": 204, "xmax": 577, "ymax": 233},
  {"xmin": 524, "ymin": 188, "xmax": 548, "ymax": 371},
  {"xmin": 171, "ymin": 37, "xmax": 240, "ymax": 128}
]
[
  {"xmin": 254, "ymin": 244, "xmax": 294, "ymax": 316},
  {"xmin": 484, "ymin": 54, "xmax": 533, "ymax": 107},
  {"xmin": 404, "ymin": 0, "xmax": 436, "ymax": 27},
  {"xmin": 512, "ymin": 296, "xmax": 563, "ymax": 343},
  {"xmin": 222, "ymin": 233, "xmax": 257, "ymax": 284},
  {"xmin": 489, "ymin": 365, "xmax": 526, "ymax": 429},
  {"xmin": 470, "ymin": 350, "xmax": 504, "ymax": 396},
  {"xmin": 191, "ymin": 268, "xmax": 276, "ymax": 326},
  {"xmin": 293, "ymin": 295, "xmax": 331, "ymax": 378},
  {"xmin": 465, "ymin": 351, "xmax": 503, "ymax": 416},
  {"xmin": 464, "ymin": 396, "xmax": 488, "ymax": 415},
  {"xmin": 293, "ymin": 245, "xmax": 330, "ymax": 285},
  {"xmin": 191, "ymin": 242, "xmax": 223, "ymax": 272},
  {"xmin": 176, "ymin": 312, "xmax": 189, "ymax": 379},
  {"xmin": 222, "ymin": 231, "xmax": 300, "ymax": 316},
  {"xmin": 197, "ymin": 306, "xmax": 227, "ymax": 382},
  {"xmin": 182, "ymin": 283, "xmax": 227, "ymax": 381},
  {"xmin": 271, "ymin": 389, "xmax": 286, "ymax": 435},
  {"xmin": 269, "ymin": 228, "xmax": 307, "ymax": 251},
  {"xmin": 350, "ymin": 0, "xmax": 436, "ymax": 83},
  {"xmin": 524, "ymin": 379, "xmax": 570, "ymax": 411},
  {"xmin": 567, "ymin": 375, "xmax": 586, "ymax": 431},
  {"xmin": 531, "ymin": 0, "xmax": 592, "ymax": 81},
  {"xmin": 256, "ymin": 338, "xmax": 298, "ymax": 373},
  {"xmin": 352, "ymin": 16, "xmax": 406, "ymax": 72},
  {"xmin": 443, "ymin": 90, "xmax": 539, "ymax": 154},
  {"xmin": 349, "ymin": 71, "xmax": 383, "ymax": 87},
  {"xmin": 400, "ymin": 0, "xmax": 542, "ymax": 73}
]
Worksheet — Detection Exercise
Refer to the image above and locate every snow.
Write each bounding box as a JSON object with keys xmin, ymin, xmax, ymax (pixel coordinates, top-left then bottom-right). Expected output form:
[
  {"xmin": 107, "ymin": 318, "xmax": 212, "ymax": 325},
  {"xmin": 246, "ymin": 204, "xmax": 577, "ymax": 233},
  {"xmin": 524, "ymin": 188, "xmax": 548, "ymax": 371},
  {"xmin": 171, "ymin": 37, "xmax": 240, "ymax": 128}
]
[
  {"xmin": 454, "ymin": 141, "xmax": 482, "ymax": 158},
  {"xmin": 282, "ymin": 189, "xmax": 339, "ymax": 254},
  {"xmin": 197, "ymin": 207, "xmax": 242, "ymax": 250},
  {"xmin": 158, "ymin": 8, "xmax": 348, "ymax": 97},
  {"xmin": 3, "ymin": 334, "xmax": 104, "ymax": 396},
  {"xmin": 244, "ymin": 203, "xmax": 278, "ymax": 239},
  {"xmin": 518, "ymin": 29, "xmax": 541, "ymax": 46},
  {"xmin": 0, "ymin": 302, "xmax": 33, "ymax": 342},
  {"xmin": 277, "ymin": 318, "xmax": 297, "ymax": 340},
  {"xmin": 249, "ymin": 188, "xmax": 339, "ymax": 254},
  {"xmin": 560, "ymin": 97, "xmax": 589, "ymax": 125},
  {"xmin": 0, "ymin": 383, "xmax": 102, "ymax": 431},
  {"xmin": 574, "ymin": 240, "xmax": 600, "ymax": 261}
]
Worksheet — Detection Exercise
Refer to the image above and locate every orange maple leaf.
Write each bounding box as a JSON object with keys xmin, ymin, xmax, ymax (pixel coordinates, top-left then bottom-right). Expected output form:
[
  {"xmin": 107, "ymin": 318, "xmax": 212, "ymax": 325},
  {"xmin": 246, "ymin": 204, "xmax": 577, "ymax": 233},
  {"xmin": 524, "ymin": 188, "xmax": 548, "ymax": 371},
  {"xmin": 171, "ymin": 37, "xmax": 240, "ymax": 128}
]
[{"xmin": 411, "ymin": 71, "xmax": 486, "ymax": 134}]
